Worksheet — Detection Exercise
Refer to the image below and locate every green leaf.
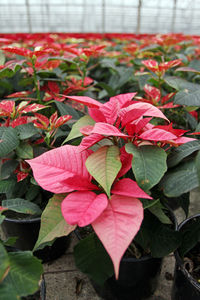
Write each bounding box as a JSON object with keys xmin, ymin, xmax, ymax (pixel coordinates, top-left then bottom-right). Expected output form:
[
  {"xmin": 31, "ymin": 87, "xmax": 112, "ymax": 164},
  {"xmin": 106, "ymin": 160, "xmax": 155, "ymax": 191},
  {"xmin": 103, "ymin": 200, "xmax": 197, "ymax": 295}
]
[
  {"xmin": 135, "ymin": 210, "xmax": 181, "ymax": 257},
  {"xmin": 161, "ymin": 159, "xmax": 199, "ymax": 197},
  {"xmin": 117, "ymin": 67, "xmax": 133, "ymax": 89},
  {"xmin": 140, "ymin": 198, "xmax": 159, "ymax": 209},
  {"xmin": 16, "ymin": 123, "xmax": 38, "ymax": 140},
  {"xmin": 33, "ymin": 194, "xmax": 75, "ymax": 251},
  {"xmin": 3, "ymin": 237, "xmax": 18, "ymax": 247},
  {"xmin": 55, "ymin": 101, "xmax": 83, "ymax": 120},
  {"xmin": 100, "ymin": 58, "xmax": 118, "ymax": 72},
  {"xmin": 0, "ymin": 127, "xmax": 19, "ymax": 158},
  {"xmin": 137, "ymin": 74, "xmax": 151, "ymax": 90},
  {"xmin": 97, "ymin": 82, "xmax": 115, "ymax": 97},
  {"xmin": 63, "ymin": 115, "xmax": 95, "ymax": 144},
  {"xmin": 0, "ymin": 215, "xmax": 5, "ymax": 225},
  {"xmin": 0, "ymin": 178, "xmax": 16, "ymax": 193},
  {"xmin": 0, "ymin": 251, "xmax": 43, "ymax": 300},
  {"xmin": 86, "ymin": 146, "xmax": 121, "ymax": 197},
  {"xmin": 0, "ymin": 68, "xmax": 15, "ymax": 79},
  {"xmin": 167, "ymin": 140, "xmax": 200, "ymax": 168},
  {"xmin": 16, "ymin": 143, "xmax": 33, "ymax": 159},
  {"xmin": 185, "ymin": 111, "xmax": 198, "ymax": 130},
  {"xmin": 164, "ymin": 76, "xmax": 200, "ymax": 106},
  {"xmin": 25, "ymin": 185, "xmax": 40, "ymax": 202},
  {"xmin": 2, "ymin": 199, "xmax": 42, "ymax": 215},
  {"xmin": 0, "ymin": 160, "xmax": 18, "ymax": 180},
  {"xmin": 148, "ymin": 202, "xmax": 171, "ymax": 224},
  {"xmin": 74, "ymin": 233, "xmax": 114, "ymax": 285},
  {"xmin": 175, "ymin": 89, "xmax": 200, "ymax": 106},
  {"xmin": 126, "ymin": 143, "xmax": 167, "ymax": 191},
  {"xmin": 150, "ymin": 223, "xmax": 182, "ymax": 257},
  {"xmin": 0, "ymin": 242, "xmax": 10, "ymax": 283},
  {"xmin": 164, "ymin": 76, "xmax": 199, "ymax": 91}
]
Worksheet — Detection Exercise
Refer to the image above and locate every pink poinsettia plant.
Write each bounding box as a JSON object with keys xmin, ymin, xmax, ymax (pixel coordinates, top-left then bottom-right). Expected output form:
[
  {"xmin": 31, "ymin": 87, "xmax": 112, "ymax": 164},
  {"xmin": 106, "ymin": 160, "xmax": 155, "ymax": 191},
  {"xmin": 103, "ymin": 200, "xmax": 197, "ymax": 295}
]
[{"xmin": 27, "ymin": 92, "xmax": 195, "ymax": 281}]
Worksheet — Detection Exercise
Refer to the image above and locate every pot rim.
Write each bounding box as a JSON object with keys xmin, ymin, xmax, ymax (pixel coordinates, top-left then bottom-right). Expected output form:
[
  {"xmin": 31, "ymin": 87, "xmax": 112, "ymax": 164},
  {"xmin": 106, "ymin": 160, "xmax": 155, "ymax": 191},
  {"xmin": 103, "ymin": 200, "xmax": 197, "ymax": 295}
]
[
  {"xmin": 4, "ymin": 216, "xmax": 41, "ymax": 224},
  {"xmin": 174, "ymin": 213, "xmax": 200, "ymax": 291}
]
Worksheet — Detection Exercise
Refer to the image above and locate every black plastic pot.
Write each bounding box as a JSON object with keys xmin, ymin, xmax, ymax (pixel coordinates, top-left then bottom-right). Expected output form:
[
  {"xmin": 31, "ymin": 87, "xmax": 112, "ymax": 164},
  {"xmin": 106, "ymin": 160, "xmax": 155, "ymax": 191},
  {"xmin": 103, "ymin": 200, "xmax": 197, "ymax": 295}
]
[
  {"xmin": 1, "ymin": 216, "xmax": 71, "ymax": 263},
  {"xmin": 171, "ymin": 214, "xmax": 200, "ymax": 300},
  {"xmin": 92, "ymin": 255, "xmax": 163, "ymax": 300}
]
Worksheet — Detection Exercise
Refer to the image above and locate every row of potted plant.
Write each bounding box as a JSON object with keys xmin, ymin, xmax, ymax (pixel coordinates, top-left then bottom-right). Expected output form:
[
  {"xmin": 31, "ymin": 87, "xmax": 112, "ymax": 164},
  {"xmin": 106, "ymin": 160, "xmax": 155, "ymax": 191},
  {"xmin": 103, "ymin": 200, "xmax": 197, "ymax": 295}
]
[{"xmin": 0, "ymin": 32, "xmax": 200, "ymax": 299}]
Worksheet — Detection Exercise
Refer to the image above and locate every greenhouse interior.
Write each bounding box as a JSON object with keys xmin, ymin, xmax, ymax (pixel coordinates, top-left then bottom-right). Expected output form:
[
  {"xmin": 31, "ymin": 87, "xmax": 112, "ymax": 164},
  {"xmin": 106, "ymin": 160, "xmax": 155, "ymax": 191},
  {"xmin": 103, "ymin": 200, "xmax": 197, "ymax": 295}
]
[{"xmin": 0, "ymin": 1, "xmax": 200, "ymax": 300}]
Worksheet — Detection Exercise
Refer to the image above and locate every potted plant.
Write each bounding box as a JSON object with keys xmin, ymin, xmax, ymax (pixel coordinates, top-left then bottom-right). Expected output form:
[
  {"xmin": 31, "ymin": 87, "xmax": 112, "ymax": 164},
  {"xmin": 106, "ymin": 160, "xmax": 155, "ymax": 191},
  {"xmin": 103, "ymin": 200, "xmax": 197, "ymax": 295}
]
[
  {"xmin": 0, "ymin": 98, "xmax": 73, "ymax": 261},
  {"xmin": 27, "ymin": 92, "xmax": 196, "ymax": 299},
  {"xmin": 0, "ymin": 207, "xmax": 44, "ymax": 300},
  {"xmin": 171, "ymin": 214, "xmax": 200, "ymax": 300}
]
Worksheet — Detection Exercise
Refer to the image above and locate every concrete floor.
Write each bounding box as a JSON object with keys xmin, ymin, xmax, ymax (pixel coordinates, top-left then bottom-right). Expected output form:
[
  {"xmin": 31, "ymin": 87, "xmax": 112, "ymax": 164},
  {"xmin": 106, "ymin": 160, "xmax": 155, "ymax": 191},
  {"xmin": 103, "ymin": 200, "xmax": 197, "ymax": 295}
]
[
  {"xmin": 43, "ymin": 237, "xmax": 175, "ymax": 300},
  {"xmin": 43, "ymin": 188, "xmax": 200, "ymax": 300}
]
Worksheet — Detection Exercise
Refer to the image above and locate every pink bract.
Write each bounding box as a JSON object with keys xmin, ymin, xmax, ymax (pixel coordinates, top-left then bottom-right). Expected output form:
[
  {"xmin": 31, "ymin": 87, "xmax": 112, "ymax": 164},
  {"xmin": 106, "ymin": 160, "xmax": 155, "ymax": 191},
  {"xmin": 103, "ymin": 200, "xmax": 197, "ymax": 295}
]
[
  {"xmin": 61, "ymin": 191, "xmax": 108, "ymax": 227},
  {"xmin": 92, "ymin": 194, "xmax": 143, "ymax": 279}
]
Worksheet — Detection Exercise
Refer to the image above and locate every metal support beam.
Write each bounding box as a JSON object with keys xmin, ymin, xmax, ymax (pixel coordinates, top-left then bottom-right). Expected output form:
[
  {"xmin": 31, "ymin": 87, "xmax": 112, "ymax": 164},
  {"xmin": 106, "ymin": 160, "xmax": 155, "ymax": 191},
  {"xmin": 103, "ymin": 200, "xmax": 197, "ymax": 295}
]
[
  {"xmin": 171, "ymin": 0, "xmax": 177, "ymax": 32},
  {"xmin": 102, "ymin": 0, "xmax": 105, "ymax": 33},
  {"xmin": 136, "ymin": 0, "xmax": 142, "ymax": 34},
  {"xmin": 25, "ymin": 0, "xmax": 32, "ymax": 33}
]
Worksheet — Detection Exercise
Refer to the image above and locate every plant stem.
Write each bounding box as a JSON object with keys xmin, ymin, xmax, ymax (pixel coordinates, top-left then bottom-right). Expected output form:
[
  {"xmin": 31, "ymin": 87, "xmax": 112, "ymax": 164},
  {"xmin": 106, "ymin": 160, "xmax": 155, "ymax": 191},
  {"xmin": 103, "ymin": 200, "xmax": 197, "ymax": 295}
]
[{"xmin": 31, "ymin": 57, "xmax": 41, "ymax": 103}]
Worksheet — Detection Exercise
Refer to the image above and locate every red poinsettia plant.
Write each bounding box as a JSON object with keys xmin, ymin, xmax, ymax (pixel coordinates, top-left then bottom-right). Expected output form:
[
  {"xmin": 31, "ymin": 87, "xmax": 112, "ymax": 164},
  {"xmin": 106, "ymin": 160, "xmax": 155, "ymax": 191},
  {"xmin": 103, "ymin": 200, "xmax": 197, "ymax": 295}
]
[
  {"xmin": 27, "ymin": 92, "xmax": 195, "ymax": 283},
  {"xmin": 0, "ymin": 98, "xmax": 72, "ymax": 215}
]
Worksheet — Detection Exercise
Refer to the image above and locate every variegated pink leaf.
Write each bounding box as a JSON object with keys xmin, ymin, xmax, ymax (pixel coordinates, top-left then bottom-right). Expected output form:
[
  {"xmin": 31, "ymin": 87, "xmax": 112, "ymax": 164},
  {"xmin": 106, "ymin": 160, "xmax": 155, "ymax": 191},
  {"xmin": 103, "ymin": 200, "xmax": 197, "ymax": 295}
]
[
  {"xmin": 16, "ymin": 101, "xmax": 30, "ymax": 113},
  {"xmin": 65, "ymin": 95, "xmax": 102, "ymax": 108},
  {"xmin": 139, "ymin": 128, "xmax": 177, "ymax": 141},
  {"xmin": 90, "ymin": 122, "xmax": 128, "ymax": 137},
  {"xmin": 54, "ymin": 115, "xmax": 72, "ymax": 128},
  {"xmin": 120, "ymin": 102, "xmax": 169, "ymax": 121},
  {"xmin": 27, "ymin": 145, "xmax": 92, "ymax": 193},
  {"xmin": 6, "ymin": 91, "xmax": 31, "ymax": 98},
  {"xmin": 112, "ymin": 178, "xmax": 152, "ymax": 199},
  {"xmin": 169, "ymin": 136, "xmax": 196, "ymax": 145},
  {"xmin": 48, "ymin": 81, "xmax": 60, "ymax": 94},
  {"xmin": 88, "ymin": 108, "xmax": 107, "ymax": 122},
  {"xmin": 62, "ymin": 175, "xmax": 99, "ymax": 191},
  {"xmin": 161, "ymin": 92, "xmax": 175, "ymax": 104},
  {"xmin": 131, "ymin": 117, "xmax": 152, "ymax": 134},
  {"xmin": 33, "ymin": 113, "xmax": 49, "ymax": 128},
  {"xmin": 0, "ymin": 100, "xmax": 15, "ymax": 114},
  {"xmin": 21, "ymin": 103, "xmax": 46, "ymax": 113},
  {"xmin": 99, "ymin": 98, "xmax": 120, "ymax": 124},
  {"xmin": 80, "ymin": 134, "xmax": 105, "ymax": 150},
  {"xmin": 50, "ymin": 111, "xmax": 58, "ymax": 124},
  {"xmin": 11, "ymin": 116, "xmax": 30, "ymax": 128},
  {"xmin": 117, "ymin": 147, "xmax": 132, "ymax": 178},
  {"xmin": 61, "ymin": 191, "xmax": 108, "ymax": 227},
  {"xmin": 159, "ymin": 59, "xmax": 181, "ymax": 72},
  {"xmin": 160, "ymin": 103, "xmax": 179, "ymax": 109},
  {"xmin": 2, "ymin": 46, "xmax": 32, "ymax": 57},
  {"xmin": 110, "ymin": 93, "xmax": 137, "ymax": 108},
  {"xmin": 144, "ymin": 84, "xmax": 161, "ymax": 103},
  {"xmin": 92, "ymin": 194, "xmax": 143, "ymax": 279},
  {"xmin": 142, "ymin": 59, "xmax": 158, "ymax": 72},
  {"xmin": 121, "ymin": 108, "xmax": 148, "ymax": 127}
]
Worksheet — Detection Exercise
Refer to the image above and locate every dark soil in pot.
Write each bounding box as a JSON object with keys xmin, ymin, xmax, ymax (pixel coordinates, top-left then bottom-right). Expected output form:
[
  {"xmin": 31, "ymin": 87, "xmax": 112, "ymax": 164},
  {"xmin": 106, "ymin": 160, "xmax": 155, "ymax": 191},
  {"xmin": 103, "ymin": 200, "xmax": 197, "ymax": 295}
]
[
  {"xmin": 171, "ymin": 214, "xmax": 200, "ymax": 300},
  {"xmin": 1, "ymin": 213, "xmax": 71, "ymax": 263}
]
